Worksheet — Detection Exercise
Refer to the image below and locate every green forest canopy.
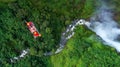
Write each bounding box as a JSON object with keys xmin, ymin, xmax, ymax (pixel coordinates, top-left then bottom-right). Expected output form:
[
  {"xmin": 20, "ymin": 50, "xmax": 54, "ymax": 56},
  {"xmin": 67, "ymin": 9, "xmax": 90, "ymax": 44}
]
[{"xmin": 0, "ymin": 0, "xmax": 120, "ymax": 67}]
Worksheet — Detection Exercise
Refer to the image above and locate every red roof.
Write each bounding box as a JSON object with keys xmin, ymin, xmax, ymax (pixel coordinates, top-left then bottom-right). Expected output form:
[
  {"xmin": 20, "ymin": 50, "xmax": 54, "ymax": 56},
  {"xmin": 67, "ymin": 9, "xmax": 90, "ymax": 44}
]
[
  {"xmin": 26, "ymin": 22, "xmax": 41, "ymax": 38},
  {"xmin": 33, "ymin": 31, "xmax": 39, "ymax": 37}
]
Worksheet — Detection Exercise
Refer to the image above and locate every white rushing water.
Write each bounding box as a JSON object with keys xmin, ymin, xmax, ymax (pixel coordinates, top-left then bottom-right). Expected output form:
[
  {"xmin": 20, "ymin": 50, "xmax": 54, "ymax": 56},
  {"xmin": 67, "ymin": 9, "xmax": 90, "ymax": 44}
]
[
  {"xmin": 78, "ymin": 1, "xmax": 120, "ymax": 52},
  {"xmin": 90, "ymin": 4, "xmax": 120, "ymax": 52},
  {"xmin": 44, "ymin": 19, "xmax": 85, "ymax": 55},
  {"xmin": 10, "ymin": 49, "xmax": 29, "ymax": 63},
  {"xmin": 55, "ymin": 20, "xmax": 89, "ymax": 53}
]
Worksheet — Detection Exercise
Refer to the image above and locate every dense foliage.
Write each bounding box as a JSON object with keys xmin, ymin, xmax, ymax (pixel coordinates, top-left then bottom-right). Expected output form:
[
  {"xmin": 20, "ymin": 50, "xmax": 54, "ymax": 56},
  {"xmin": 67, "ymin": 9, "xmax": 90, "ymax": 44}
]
[{"xmin": 0, "ymin": 0, "xmax": 120, "ymax": 67}]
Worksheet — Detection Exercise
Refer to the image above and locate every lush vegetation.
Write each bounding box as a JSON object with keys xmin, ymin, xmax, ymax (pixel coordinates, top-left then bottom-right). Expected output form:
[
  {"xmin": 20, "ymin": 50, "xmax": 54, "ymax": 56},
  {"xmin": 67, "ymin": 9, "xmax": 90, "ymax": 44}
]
[{"xmin": 0, "ymin": 0, "xmax": 120, "ymax": 67}]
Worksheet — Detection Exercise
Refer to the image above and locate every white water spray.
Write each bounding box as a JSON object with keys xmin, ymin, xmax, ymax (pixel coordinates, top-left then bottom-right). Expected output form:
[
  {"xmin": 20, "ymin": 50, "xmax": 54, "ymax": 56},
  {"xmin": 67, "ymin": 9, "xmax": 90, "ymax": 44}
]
[{"xmin": 79, "ymin": 2, "xmax": 120, "ymax": 52}]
